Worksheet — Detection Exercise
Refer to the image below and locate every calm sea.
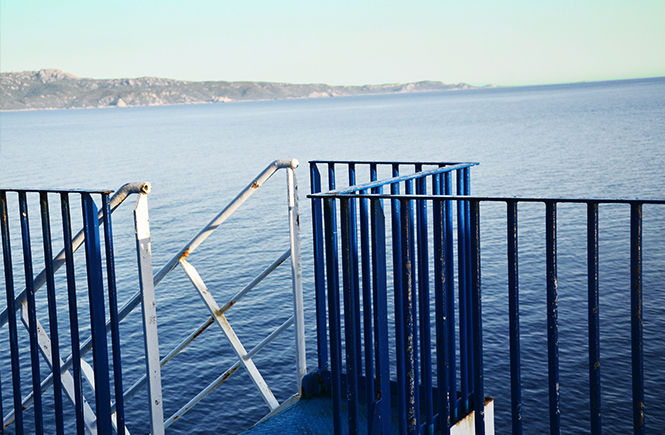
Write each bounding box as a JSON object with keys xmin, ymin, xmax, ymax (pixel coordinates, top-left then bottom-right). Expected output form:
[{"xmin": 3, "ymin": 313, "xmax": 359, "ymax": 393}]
[{"xmin": 1, "ymin": 77, "xmax": 664, "ymax": 434}]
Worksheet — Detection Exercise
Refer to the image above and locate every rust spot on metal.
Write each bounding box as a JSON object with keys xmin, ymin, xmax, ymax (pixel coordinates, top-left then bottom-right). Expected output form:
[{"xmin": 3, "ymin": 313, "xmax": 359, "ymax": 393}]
[
  {"xmin": 251, "ymin": 181, "xmax": 261, "ymax": 189},
  {"xmin": 220, "ymin": 365, "xmax": 240, "ymax": 384},
  {"xmin": 191, "ymin": 318, "xmax": 214, "ymax": 341},
  {"xmin": 181, "ymin": 248, "xmax": 191, "ymax": 260}
]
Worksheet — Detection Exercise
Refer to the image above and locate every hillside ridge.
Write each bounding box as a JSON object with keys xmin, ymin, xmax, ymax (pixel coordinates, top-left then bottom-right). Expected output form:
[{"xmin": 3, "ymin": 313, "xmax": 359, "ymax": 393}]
[{"xmin": 0, "ymin": 69, "xmax": 489, "ymax": 111}]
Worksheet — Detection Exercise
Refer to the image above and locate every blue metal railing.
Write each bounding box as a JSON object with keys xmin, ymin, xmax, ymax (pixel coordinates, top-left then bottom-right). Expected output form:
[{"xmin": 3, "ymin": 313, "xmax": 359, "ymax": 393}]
[
  {"xmin": 309, "ymin": 160, "xmax": 665, "ymax": 435},
  {"xmin": 310, "ymin": 161, "xmax": 480, "ymax": 435},
  {"xmin": 1, "ymin": 184, "xmax": 162, "ymax": 435},
  {"xmin": 1, "ymin": 189, "xmax": 118, "ymax": 435}
]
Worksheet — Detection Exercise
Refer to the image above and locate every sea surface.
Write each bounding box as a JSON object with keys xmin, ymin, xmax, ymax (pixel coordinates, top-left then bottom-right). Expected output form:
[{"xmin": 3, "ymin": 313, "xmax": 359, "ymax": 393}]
[{"xmin": 1, "ymin": 77, "xmax": 664, "ymax": 434}]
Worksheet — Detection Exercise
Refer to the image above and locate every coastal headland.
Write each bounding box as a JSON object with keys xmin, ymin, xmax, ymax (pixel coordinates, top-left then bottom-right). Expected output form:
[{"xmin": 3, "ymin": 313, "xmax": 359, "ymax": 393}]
[{"xmin": 0, "ymin": 69, "xmax": 490, "ymax": 111}]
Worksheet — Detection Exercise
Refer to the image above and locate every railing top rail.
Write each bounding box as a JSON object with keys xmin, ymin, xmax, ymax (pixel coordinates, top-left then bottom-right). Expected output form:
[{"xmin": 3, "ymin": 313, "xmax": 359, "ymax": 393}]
[
  {"xmin": 307, "ymin": 192, "xmax": 665, "ymax": 205},
  {"xmin": 315, "ymin": 163, "xmax": 478, "ymax": 195},
  {"xmin": 0, "ymin": 188, "xmax": 113, "ymax": 194},
  {"xmin": 152, "ymin": 158, "xmax": 299, "ymax": 287},
  {"xmin": 310, "ymin": 160, "xmax": 479, "ymax": 166}
]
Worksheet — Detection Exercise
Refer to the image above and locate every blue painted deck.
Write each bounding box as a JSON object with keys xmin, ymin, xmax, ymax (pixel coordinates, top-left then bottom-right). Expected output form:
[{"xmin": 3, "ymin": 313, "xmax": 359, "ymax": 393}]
[{"xmin": 242, "ymin": 394, "xmax": 402, "ymax": 435}]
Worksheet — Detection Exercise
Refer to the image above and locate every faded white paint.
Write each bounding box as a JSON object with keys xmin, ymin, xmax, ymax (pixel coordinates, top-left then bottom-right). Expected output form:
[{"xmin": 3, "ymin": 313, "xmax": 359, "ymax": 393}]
[{"xmin": 450, "ymin": 398, "xmax": 495, "ymax": 435}]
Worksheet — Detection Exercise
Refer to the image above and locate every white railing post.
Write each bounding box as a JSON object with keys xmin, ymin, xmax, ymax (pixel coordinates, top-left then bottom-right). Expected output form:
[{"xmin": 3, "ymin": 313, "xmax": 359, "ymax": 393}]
[
  {"xmin": 134, "ymin": 190, "xmax": 165, "ymax": 435},
  {"xmin": 287, "ymin": 166, "xmax": 306, "ymax": 392}
]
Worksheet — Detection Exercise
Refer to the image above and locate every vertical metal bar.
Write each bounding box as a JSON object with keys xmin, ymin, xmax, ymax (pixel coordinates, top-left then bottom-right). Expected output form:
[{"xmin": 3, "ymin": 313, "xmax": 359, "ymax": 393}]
[
  {"xmin": 444, "ymin": 171, "xmax": 457, "ymax": 423},
  {"xmin": 359, "ymin": 187, "xmax": 374, "ymax": 410},
  {"xmin": 401, "ymin": 193, "xmax": 419, "ymax": 435},
  {"xmin": 328, "ymin": 163, "xmax": 336, "ymax": 192},
  {"xmin": 371, "ymin": 192, "xmax": 392, "ymax": 435},
  {"xmin": 341, "ymin": 198, "xmax": 360, "ymax": 435},
  {"xmin": 416, "ymin": 168, "xmax": 434, "ymax": 435},
  {"xmin": 433, "ymin": 176, "xmax": 450, "ymax": 434},
  {"xmin": 1, "ymin": 192, "xmax": 24, "ymax": 435},
  {"xmin": 507, "ymin": 200, "xmax": 523, "ymax": 435},
  {"xmin": 133, "ymin": 192, "xmax": 165, "ymax": 435},
  {"xmin": 456, "ymin": 172, "xmax": 469, "ymax": 414},
  {"xmin": 18, "ymin": 191, "xmax": 44, "ymax": 435},
  {"xmin": 360, "ymin": 165, "xmax": 376, "ymax": 421},
  {"xmin": 310, "ymin": 163, "xmax": 329, "ymax": 370},
  {"xmin": 463, "ymin": 168, "xmax": 474, "ymax": 400},
  {"xmin": 39, "ymin": 192, "xmax": 65, "ymax": 435},
  {"xmin": 405, "ymin": 179, "xmax": 420, "ymax": 434},
  {"xmin": 470, "ymin": 200, "xmax": 485, "ymax": 435},
  {"xmin": 630, "ymin": 203, "xmax": 645, "ymax": 435},
  {"xmin": 545, "ymin": 201, "xmax": 560, "ymax": 435},
  {"xmin": 348, "ymin": 164, "xmax": 363, "ymax": 380},
  {"xmin": 101, "ymin": 194, "xmax": 125, "ymax": 435},
  {"xmin": 81, "ymin": 193, "xmax": 113, "ymax": 435},
  {"xmin": 391, "ymin": 165, "xmax": 408, "ymax": 435},
  {"xmin": 60, "ymin": 193, "xmax": 85, "ymax": 435},
  {"xmin": 587, "ymin": 202, "xmax": 602, "ymax": 435},
  {"xmin": 323, "ymin": 196, "xmax": 343, "ymax": 435},
  {"xmin": 287, "ymin": 168, "xmax": 307, "ymax": 390}
]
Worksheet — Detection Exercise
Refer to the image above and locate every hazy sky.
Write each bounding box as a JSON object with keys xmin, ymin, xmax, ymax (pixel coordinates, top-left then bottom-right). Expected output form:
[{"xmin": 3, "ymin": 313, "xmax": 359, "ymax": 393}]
[{"xmin": 1, "ymin": 0, "xmax": 664, "ymax": 86}]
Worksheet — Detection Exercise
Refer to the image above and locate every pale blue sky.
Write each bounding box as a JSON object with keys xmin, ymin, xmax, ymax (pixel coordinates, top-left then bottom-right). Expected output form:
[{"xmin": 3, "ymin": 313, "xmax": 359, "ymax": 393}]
[{"xmin": 1, "ymin": 0, "xmax": 663, "ymax": 86}]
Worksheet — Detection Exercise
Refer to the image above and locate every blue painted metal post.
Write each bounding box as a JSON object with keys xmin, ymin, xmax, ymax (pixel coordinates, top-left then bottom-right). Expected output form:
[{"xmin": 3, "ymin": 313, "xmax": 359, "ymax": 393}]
[
  {"xmin": 102, "ymin": 194, "xmax": 125, "ymax": 434},
  {"xmin": 433, "ymin": 178, "xmax": 450, "ymax": 434},
  {"xmin": 391, "ymin": 165, "xmax": 408, "ymax": 435},
  {"xmin": 405, "ymin": 180, "xmax": 420, "ymax": 434},
  {"xmin": 39, "ymin": 192, "xmax": 65, "ymax": 435},
  {"xmin": 444, "ymin": 171, "xmax": 457, "ymax": 423},
  {"xmin": 359, "ymin": 187, "xmax": 375, "ymax": 413},
  {"xmin": 470, "ymin": 200, "xmax": 485, "ymax": 435},
  {"xmin": 630, "ymin": 203, "xmax": 645, "ymax": 435},
  {"xmin": 347, "ymin": 165, "xmax": 363, "ymax": 384},
  {"xmin": 507, "ymin": 200, "xmax": 523, "ymax": 435},
  {"xmin": 1, "ymin": 192, "xmax": 24, "ymax": 435},
  {"xmin": 81, "ymin": 193, "xmax": 113, "ymax": 435},
  {"xmin": 457, "ymin": 173, "xmax": 470, "ymax": 414},
  {"xmin": 587, "ymin": 202, "xmax": 602, "ymax": 435},
  {"xmin": 370, "ymin": 165, "xmax": 392, "ymax": 435},
  {"xmin": 60, "ymin": 193, "xmax": 85, "ymax": 435},
  {"xmin": 323, "ymin": 195, "xmax": 343, "ymax": 435},
  {"xmin": 18, "ymin": 191, "xmax": 44, "ymax": 435},
  {"xmin": 341, "ymin": 197, "xmax": 360, "ymax": 435},
  {"xmin": 310, "ymin": 164, "xmax": 329, "ymax": 370},
  {"xmin": 401, "ymin": 195, "xmax": 418, "ymax": 435},
  {"xmin": 416, "ymin": 167, "xmax": 434, "ymax": 435},
  {"xmin": 463, "ymin": 168, "xmax": 474, "ymax": 404},
  {"xmin": 371, "ymin": 193, "xmax": 392, "ymax": 435},
  {"xmin": 545, "ymin": 201, "xmax": 561, "ymax": 435}
]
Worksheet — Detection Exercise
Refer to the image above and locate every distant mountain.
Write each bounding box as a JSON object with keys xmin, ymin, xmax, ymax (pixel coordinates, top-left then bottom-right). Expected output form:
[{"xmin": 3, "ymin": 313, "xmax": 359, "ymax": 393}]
[{"xmin": 0, "ymin": 69, "xmax": 490, "ymax": 111}]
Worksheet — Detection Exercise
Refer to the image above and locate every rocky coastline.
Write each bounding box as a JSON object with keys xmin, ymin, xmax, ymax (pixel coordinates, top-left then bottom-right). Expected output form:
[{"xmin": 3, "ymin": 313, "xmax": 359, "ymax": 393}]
[{"xmin": 0, "ymin": 69, "xmax": 491, "ymax": 111}]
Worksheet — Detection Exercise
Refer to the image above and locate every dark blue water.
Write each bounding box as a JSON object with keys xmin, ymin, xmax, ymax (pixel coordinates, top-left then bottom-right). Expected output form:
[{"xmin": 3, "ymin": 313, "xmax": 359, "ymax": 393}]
[{"xmin": 1, "ymin": 77, "xmax": 664, "ymax": 434}]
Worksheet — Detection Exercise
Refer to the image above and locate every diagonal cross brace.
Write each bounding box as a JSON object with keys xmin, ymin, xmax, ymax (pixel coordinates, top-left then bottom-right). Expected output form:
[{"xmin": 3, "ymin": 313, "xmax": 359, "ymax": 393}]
[{"xmin": 179, "ymin": 258, "xmax": 280, "ymax": 411}]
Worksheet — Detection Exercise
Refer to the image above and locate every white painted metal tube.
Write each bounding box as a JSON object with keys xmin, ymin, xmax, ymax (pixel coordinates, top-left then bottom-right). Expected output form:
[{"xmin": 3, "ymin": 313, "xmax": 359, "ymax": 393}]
[
  {"xmin": 152, "ymin": 159, "xmax": 299, "ymax": 287},
  {"xmin": 133, "ymin": 192, "xmax": 165, "ymax": 435},
  {"xmin": 287, "ymin": 167, "xmax": 307, "ymax": 392}
]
